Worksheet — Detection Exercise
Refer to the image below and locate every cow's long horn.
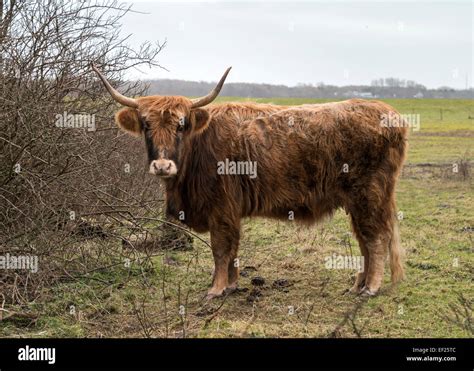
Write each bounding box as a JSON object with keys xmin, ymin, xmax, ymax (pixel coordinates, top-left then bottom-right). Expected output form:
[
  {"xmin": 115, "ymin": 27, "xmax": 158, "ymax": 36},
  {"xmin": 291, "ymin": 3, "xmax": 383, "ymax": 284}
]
[
  {"xmin": 91, "ymin": 63, "xmax": 138, "ymax": 109},
  {"xmin": 191, "ymin": 67, "xmax": 232, "ymax": 108}
]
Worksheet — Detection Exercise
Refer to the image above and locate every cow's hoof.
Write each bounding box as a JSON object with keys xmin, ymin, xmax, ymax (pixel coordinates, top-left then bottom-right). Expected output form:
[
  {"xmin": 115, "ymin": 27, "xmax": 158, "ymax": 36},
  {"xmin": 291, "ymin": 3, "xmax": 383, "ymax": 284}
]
[
  {"xmin": 205, "ymin": 287, "xmax": 225, "ymax": 300},
  {"xmin": 359, "ymin": 286, "xmax": 377, "ymax": 297},
  {"xmin": 224, "ymin": 283, "xmax": 238, "ymax": 295},
  {"xmin": 205, "ymin": 284, "xmax": 239, "ymax": 300},
  {"xmin": 205, "ymin": 293, "xmax": 219, "ymax": 300},
  {"xmin": 348, "ymin": 281, "xmax": 365, "ymax": 295},
  {"xmin": 348, "ymin": 286, "xmax": 362, "ymax": 295},
  {"xmin": 205, "ymin": 292, "xmax": 223, "ymax": 300}
]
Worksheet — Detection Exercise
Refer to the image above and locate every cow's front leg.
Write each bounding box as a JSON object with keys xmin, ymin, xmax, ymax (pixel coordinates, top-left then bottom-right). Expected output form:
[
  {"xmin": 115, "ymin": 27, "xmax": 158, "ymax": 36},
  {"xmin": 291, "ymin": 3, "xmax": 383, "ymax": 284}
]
[
  {"xmin": 207, "ymin": 221, "xmax": 240, "ymax": 299},
  {"xmin": 226, "ymin": 237, "xmax": 240, "ymax": 293}
]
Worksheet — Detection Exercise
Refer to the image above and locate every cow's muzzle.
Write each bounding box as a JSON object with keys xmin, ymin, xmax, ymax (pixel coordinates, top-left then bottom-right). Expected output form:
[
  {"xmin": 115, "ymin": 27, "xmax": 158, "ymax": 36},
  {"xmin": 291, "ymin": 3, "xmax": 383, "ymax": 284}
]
[{"xmin": 149, "ymin": 159, "xmax": 177, "ymax": 177}]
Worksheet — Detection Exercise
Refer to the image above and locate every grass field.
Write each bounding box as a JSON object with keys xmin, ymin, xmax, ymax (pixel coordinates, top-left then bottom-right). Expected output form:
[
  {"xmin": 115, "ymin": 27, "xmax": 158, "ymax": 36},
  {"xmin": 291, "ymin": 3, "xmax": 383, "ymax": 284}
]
[{"xmin": 1, "ymin": 98, "xmax": 472, "ymax": 338}]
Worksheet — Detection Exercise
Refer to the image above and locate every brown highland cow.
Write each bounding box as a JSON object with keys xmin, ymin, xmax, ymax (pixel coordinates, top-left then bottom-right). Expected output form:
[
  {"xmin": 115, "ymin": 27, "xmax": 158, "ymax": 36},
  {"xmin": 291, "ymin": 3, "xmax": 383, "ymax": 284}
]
[{"xmin": 92, "ymin": 64, "xmax": 407, "ymax": 299}]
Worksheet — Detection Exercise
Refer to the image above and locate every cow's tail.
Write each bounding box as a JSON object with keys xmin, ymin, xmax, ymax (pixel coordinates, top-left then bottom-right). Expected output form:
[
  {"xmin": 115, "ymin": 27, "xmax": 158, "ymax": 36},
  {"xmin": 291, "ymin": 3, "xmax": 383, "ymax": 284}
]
[{"xmin": 389, "ymin": 212, "xmax": 405, "ymax": 284}]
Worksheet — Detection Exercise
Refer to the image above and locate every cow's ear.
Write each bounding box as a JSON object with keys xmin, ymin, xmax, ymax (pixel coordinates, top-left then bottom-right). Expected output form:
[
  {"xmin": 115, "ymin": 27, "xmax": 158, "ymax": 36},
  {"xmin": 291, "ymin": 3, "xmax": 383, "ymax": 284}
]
[
  {"xmin": 115, "ymin": 108, "xmax": 142, "ymax": 137},
  {"xmin": 190, "ymin": 108, "xmax": 211, "ymax": 135}
]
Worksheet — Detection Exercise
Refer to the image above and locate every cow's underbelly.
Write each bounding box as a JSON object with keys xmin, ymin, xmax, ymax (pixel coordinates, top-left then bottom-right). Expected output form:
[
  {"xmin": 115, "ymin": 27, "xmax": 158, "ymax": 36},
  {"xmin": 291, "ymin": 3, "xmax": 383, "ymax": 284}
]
[{"xmin": 248, "ymin": 193, "xmax": 340, "ymax": 225}]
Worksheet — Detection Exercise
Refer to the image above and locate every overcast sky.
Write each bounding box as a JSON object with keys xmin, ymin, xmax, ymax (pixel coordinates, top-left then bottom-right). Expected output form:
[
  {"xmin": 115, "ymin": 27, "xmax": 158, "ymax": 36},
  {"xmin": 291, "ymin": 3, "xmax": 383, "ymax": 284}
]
[{"xmin": 121, "ymin": 1, "xmax": 473, "ymax": 89}]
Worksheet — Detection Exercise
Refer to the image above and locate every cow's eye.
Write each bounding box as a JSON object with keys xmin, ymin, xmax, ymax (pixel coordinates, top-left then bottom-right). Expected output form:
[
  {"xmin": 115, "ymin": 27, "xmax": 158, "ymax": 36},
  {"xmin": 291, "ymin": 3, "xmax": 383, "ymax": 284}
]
[
  {"xmin": 176, "ymin": 123, "xmax": 185, "ymax": 132},
  {"xmin": 141, "ymin": 119, "xmax": 150, "ymax": 130}
]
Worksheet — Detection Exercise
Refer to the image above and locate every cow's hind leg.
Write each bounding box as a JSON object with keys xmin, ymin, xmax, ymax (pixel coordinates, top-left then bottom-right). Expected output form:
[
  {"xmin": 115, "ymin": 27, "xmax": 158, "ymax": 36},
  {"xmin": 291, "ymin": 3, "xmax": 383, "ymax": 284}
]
[
  {"xmin": 362, "ymin": 198, "xmax": 404, "ymax": 295},
  {"xmin": 362, "ymin": 232, "xmax": 390, "ymax": 296},
  {"xmin": 349, "ymin": 214, "xmax": 370, "ymax": 294},
  {"xmin": 350, "ymin": 214, "xmax": 389, "ymax": 296},
  {"xmin": 348, "ymin": 195, "xmax": 394, "ymax": 296}
]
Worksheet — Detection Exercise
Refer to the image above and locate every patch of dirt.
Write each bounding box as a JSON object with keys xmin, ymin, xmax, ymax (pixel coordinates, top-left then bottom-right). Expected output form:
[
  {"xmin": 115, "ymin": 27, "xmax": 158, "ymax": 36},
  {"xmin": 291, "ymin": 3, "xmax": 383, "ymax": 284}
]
[
  {"xmin": 413, "ymin": 130, "xmax": 474, "ymax": 137},
  {"xmin": 407, "ymin": 261, "xmax": 439, "ymax": 271},
  {"xmin": 122, "ymin": 228, "xmax": 193, "ymax": 252}
]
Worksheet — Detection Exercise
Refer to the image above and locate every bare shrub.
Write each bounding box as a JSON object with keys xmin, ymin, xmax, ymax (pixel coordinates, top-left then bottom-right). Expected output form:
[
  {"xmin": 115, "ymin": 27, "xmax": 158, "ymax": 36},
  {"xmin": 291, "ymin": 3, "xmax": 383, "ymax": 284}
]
[{"xmin": 0, "ymin": 0, "xmax": 173, "ymax": 305}]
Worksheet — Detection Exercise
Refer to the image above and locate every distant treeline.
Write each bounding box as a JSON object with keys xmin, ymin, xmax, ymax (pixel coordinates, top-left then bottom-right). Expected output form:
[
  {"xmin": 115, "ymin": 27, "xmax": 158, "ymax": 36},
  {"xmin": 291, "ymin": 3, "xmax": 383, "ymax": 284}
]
[{"xmin": 143, "ymin": 79, "xmax": 473, "ymax": 99}]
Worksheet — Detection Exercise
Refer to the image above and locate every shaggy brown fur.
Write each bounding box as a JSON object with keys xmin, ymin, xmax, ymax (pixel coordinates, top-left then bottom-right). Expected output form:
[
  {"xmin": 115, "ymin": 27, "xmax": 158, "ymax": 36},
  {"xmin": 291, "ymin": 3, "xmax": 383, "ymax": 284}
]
[{"xmin": 115, "ymin": 97, "xmax": 407, "ymax": 298}]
